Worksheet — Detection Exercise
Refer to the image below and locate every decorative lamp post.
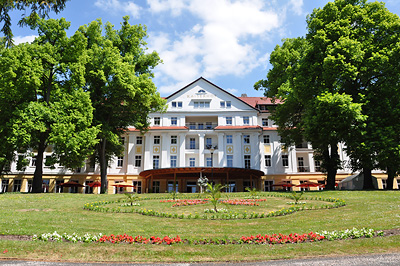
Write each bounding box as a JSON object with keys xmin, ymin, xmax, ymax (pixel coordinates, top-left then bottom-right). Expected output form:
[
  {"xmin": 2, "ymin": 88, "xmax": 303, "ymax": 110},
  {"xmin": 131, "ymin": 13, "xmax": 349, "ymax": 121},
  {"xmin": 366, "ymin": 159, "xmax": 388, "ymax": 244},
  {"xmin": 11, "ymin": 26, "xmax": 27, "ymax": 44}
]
[{"xmin": 209, "ymin": 147, "xmax": 215, "ymax": 182}]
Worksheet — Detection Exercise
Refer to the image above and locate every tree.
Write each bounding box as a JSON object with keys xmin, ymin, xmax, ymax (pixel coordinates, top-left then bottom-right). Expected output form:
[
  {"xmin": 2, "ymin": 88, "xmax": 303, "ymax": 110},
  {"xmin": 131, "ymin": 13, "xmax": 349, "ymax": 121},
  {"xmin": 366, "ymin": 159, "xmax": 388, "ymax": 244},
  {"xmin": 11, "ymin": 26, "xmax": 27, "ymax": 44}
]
[
  {"xmin": 206, "ymin": 183, "xmax": 226, "ymax": 212},
  {"xmin": 0, "ymin": 0, "xmax": 69, "ymax": 47},
  {"xmin": 0, "ymin": 18, "xmax": 99, "ymax": 193},
  {"xmin": 79, "ymin": 17, "xmax": 166, "ymax": 194},
  {"xmin": 306, "ymin": 0, "xmax": 400, "ymax": 189},
  {"xmin": 256, "ymin": 0, "xmax": 400, "ymax": 189}
]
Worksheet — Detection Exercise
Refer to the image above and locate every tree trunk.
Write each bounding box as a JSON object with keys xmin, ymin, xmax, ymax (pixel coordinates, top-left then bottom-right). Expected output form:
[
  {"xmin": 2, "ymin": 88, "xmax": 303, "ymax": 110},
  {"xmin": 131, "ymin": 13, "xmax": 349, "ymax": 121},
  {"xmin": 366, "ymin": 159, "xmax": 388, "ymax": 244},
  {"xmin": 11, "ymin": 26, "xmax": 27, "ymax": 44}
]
[
  {"xmin": 98, "ymin": 139, "xmax": 108, "ymax": 194},
  {"xmin": 32, "ymin": 134, "xmax": 47, "ymax": 193},
  {"xmin": 323, "ymin": 144, "xmax": 338, "ymax": 190},
  {"xmin": 362, "ymin": 167, "xmax": 374, "ymax": 189},
  {"xmin": 386, "ymin": 167, "xmax": 395, "ymax": 190}
]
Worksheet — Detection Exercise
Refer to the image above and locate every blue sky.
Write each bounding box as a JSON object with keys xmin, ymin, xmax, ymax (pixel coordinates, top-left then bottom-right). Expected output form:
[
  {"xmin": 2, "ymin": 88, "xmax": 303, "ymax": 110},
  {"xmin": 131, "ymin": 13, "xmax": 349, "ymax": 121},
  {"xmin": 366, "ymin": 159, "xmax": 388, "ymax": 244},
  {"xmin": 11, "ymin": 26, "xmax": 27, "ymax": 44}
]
[{"xmin": 7, "ymin": 0, "xmax": 400, "ymax": 97}]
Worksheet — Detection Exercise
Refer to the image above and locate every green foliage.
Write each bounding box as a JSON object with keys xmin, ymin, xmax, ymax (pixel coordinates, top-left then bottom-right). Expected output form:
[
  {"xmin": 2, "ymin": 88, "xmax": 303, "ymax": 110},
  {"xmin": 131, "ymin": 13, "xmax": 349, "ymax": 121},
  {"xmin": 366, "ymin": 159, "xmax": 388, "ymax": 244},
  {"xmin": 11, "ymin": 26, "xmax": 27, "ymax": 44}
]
[
  {"xmin": 122, "ymin": 193, "xmax": 139, "ymax": 206},
  {"xmin": 78, "ymin": 16, "xmax": 166, "ymax": 193},
  {"xmin": 256, "ymin": 0, "xmax": 400, "ymax": 189},
  {"xmin": 245, "ymin": 187, "xmax": 259, "ymax": 199},
  {"xmin": 0, "ymin": 18, "xmax": 99, "ymax": 191},
  {"xmin": 0, "ymin": 0, "xmax": 69, "ymax": 47},
  {"xmin": 206, "ymin": 183, "xmax": 227, "ymax": 212},
  {"xmin": 290, "ymin": 191, "xmax": 304, "ymax": 204}
]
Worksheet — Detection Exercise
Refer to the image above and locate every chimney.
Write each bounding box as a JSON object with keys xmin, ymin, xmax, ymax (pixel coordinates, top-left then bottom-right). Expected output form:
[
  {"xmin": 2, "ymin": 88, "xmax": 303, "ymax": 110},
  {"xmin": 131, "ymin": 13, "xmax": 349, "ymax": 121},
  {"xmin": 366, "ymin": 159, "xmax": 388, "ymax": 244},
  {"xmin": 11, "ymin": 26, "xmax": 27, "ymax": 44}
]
[{"xmin": 241, "ymin": 93, "xmax": 247, "ymax": 97}]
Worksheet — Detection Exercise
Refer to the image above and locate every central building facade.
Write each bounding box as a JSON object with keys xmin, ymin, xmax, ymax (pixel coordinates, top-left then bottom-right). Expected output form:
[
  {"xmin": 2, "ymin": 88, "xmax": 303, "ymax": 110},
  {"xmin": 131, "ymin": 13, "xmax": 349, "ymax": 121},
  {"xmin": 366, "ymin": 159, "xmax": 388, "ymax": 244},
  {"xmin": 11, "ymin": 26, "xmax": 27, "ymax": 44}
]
[{"xmin": 2, "ymin": 77, "xmax": 391, "ymax": 194}]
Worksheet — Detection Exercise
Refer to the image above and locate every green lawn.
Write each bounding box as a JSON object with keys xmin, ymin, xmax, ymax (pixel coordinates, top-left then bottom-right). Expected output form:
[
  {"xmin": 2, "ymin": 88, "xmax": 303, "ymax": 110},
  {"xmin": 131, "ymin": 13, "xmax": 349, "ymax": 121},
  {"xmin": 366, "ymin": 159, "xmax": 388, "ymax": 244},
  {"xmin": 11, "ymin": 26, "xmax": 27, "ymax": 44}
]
[{"xmin": 0, "ymin": 191, "xmax": 399, "ymax": 263}]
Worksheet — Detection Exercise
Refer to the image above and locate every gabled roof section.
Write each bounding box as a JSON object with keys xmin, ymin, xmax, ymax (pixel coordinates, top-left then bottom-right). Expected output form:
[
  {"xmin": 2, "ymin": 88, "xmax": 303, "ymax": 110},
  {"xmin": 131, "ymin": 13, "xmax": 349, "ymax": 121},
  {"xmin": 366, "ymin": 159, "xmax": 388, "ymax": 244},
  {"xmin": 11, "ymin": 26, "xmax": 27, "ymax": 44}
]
[{"xmin": 166, "ymin": 77, "xmax": 260, "ymax": 112}]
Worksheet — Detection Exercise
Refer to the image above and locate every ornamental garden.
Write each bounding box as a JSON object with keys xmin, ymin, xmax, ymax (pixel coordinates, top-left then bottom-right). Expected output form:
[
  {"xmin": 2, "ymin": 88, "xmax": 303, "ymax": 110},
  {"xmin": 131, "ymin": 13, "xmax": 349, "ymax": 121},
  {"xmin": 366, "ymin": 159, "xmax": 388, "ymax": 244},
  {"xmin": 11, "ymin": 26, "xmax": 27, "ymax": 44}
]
[{"xmin": 0, "ymin": 190, "xmax": 398, "ymax": 263}]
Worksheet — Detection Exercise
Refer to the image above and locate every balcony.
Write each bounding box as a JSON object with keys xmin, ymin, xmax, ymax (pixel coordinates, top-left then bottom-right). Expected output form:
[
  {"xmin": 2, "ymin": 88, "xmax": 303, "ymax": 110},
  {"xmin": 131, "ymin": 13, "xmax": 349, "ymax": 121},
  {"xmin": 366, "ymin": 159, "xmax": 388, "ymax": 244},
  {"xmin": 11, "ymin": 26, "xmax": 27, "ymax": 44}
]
[
  {"xmin": 297, "ymin": 166, "xmax": 310, "ymax": 172},
  {"xmin": 186, "ymin": 122, "xmax": 217, "ymax": 130}
]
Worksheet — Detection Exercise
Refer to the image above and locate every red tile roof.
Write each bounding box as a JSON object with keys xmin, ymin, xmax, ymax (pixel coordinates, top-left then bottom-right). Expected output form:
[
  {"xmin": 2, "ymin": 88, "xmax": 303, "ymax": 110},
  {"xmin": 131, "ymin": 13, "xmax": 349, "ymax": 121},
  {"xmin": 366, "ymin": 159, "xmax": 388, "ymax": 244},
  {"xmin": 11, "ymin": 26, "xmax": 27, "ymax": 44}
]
[
  {"xmin": 127, "ymin": 126, "xmax": 188, "ymax": 132},
  {"xmin": 214, "ymin": 125, "xmax": 263, "ymax": 130},
  {"xmin": 239, "ymin": 97, "xmax": 281, "ymax": 107}
]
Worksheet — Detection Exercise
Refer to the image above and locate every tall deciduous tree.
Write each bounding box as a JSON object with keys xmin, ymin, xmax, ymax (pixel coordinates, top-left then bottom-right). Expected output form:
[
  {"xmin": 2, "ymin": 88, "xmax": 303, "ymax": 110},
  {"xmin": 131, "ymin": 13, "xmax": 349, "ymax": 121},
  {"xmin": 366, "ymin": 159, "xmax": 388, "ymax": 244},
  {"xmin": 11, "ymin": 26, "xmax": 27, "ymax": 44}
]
[
  {"xmin": 79, "ymin": 17, "xmax": 166, "ymax": 194},
  {"xmin": 0, "ymin": 0, "xmax": 68, "ymax": 47},
  {"xmin": 0, "ymin": 18, "xmax": 99, "ymax": 193},
  {"xmin": 257, "ymin": 0, "xmax": 400, "ymax": 190}
]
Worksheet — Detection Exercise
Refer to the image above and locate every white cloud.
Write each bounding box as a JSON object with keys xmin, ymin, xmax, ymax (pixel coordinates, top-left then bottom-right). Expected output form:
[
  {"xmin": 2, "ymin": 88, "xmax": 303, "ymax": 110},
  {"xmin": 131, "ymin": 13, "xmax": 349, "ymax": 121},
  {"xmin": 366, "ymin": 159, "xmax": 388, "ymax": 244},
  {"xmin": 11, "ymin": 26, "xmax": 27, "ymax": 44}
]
[
  {"xmin": 288, "ymin": 0, "xmax": 304, "ymax": 16},
  {"xmin": 94, "ymin": 0, "xmax": 141, "ymax": 18},
  {"xmin": 147, "ymin": 0, "xmax": 282, "ymax": 95},
  {"xmin": 147, "ymin": 0, "xmax": 187, "ymax": 16},
  {"xmin": 14, "ymin": 35, "xmax": 38, "ymax": 44}
]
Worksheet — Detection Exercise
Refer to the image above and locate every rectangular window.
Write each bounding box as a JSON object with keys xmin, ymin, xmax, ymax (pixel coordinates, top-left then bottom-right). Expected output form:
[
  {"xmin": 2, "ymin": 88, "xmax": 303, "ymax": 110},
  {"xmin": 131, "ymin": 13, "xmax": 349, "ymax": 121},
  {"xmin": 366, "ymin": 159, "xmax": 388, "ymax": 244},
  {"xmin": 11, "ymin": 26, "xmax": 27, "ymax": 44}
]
[
  {"xmin": 190, "ymin": 138, "xmax": 196, "ymax": 149},
  {"xmin": 178, "ymin": 102, "xmax": 182, "ymax": 108},
  {"xmin": 85, "ymin": 181, "xmax": 94, "ymax": 194},
  {"xmin": 135, "ymin": 155, "xmax": 142, "ymax": 167},
  {"xmin": 206, "ymin": 138, "xmax": 212, "ymax": 148},
  {"xmin": 206, "ymin": 122, "xmax": 212, "ymax": 129},
  {"xmin": 55, "ymin": 179, "xmax": 64, "ymax": 193},
  {"xmin": 133, "ymin": 181, "xmax": 142, "ymax": 193},
  {"xmin": 189, "ymin": 158, "xmax": 195, "ymax": 167},
  {"xmin": 227, "ymin": 135, "xmax": 233, "ymax": 144},
  {"xmin": 315, "ymin": 160, "xmax": 321, "ymax": 172},
  {"xmin": 172, "ymin": 102, "xmax": 177, "ymax": 108},
  {"xmin": 154, "ymin": 135, "xmax": 160, "ymax": 144},
  {"xmin": 120, "ymin": 137, "xmax": 125, "ymax": 145},
  {"xmin": 31, "ymin": 156, "xmax": 37, "ymax": 167},
  {"xmin": 153, "ymin": 181, "xmax": 160, "ymax": 193},
  {"xmin": 154, "ymin": 117, "xmax": 160, "ymax": 126},
  {"xmin": 168, "ymin": 181, "xmax": 179, "ymax": 192},
  {"xmin": 171, "ymin": 117, "xmax": 177, "ymax": 126},
  {"xmin": 198, "ymin": 123, "xmax": 204, "ymax": 130},
  {"xmin": 226, "ymin": 101, "xmax": 231, "ymax": 108},
  {"xmin": 265, "ymin": 155, "xmax": 271, "ymax": 167},
  {"xmin": 170, "ymin": 155, "xmax": 177, "ymax": 168},
  {"xmin": 264, "ymin": 180, "xmax": 273, "ymax": 192},
  {"xmin": 189, "ymin": 122, "xmax": 196, "ymax": 129},
  {"xmin": 263, "ymin": 135, "xmax": 270, "ymax": 144},
  {"xmin": 117, "ymin": 156, "xmax": 124, "ymax": 167},
  {"xmin": 13, "ymin": 180, "xmax": 21, "ymax": 192},
  {"xmin": 206, "ymin": 157, "xmax": 212, "ymax": 167},
  {"xmin": 227, "ymin": 155, "xmax": 233, "ymax": 167},
  {"xmin": 226, "ymin": 117, "xmax": 232, "ymax": 125},
  {"xmin": 153, "ymin": 156, "xmax": 160, "ymax": 169},
  {"xmin": 244, "ymin": 135, "xmax": 250, "ymax": 144},
  {"xmin": 244, "ymin": 155, "xmax": 251, "ymax": 169},
  {"xmin": 136, "ymin": 136, "xmax": 143, "ymax": 145},
  {"xmin": 1, "ymin": 179, "xmax": 9, "ymax": 193},
  {"xmin": 194, "ymin": 101, "xmax": 210, "ymax": 108},
  {"xmin": 243, "ymin": 116, "xmax": 250, "ymax": 125},
  {"xmin": 171, "ymin": 135, "xmax": 177, "ymax": 144},
  {"xmin": 262, "ymin": 118, "xmax": 268, "ymax": 126},
  {"xmin": 220, "ymin": 101, "xmax": 225, "ymax": 108},
  {"xmin": 282, "ymin": 155, "xmax": 289, "ymax": 167}
]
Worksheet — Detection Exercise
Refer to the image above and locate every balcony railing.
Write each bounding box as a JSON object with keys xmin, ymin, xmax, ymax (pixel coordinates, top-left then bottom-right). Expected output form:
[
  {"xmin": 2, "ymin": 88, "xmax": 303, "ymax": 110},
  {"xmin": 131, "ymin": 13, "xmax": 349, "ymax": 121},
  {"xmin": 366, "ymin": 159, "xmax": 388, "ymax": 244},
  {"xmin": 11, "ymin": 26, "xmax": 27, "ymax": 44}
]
[
  {"xmin": 186, "ymin": 123, "xmax": 217, "ymax": 130},
  {"xmin": 298, "ymin": 166, "xmax": 310, "ymax": 172}
]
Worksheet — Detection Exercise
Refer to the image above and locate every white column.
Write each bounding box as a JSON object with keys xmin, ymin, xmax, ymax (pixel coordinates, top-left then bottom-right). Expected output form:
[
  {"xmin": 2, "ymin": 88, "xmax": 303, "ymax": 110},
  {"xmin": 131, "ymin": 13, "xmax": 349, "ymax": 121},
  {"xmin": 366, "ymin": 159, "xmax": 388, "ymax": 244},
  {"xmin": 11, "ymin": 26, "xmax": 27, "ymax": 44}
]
[
  {"xmin": 161, "ymin": 133, "xmax": 169, "ymax": 168},
  {"xmin": 127, "ymin": 134, "xmax": 135, "ymax": 173},
  {"xmin": 199, "ymin": 133, "xmax": 205, "ymax": 167},
  {"xmin": 252, "ymin": 133, "xmax": 261, "ymax": 170},
  {"xmin": 308, "ymin": 153, "xmax": 315, "ymax": 172},
  {"xmin": 217, "ymin": 133, "xmax": 224, "ymax": 167},
  {"xmin": 234, "ymin": 133, "xmax": 243, "ymax": 168},
  {"xmin": 179, "ymin": 133, "xmax": 185, "ymax": 167},
  {"xmin": 144, "ymin": 134, "xmax": 152, "ymax": 170}
]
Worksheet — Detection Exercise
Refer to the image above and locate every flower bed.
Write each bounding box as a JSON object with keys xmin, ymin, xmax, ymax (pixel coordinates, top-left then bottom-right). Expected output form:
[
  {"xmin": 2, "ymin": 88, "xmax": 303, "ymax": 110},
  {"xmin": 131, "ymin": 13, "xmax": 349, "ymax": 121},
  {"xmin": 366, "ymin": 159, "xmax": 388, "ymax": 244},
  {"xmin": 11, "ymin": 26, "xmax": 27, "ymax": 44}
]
[
  {"xmin": 83, "ymin": 193, "xmax": 346, "ymax": 220},
  {"xmin": 32, "ymin": 228, "xmax": 384, "ymax": 245},
  {"xmin": 221, "ymin": 199, "xmax": 267, "ymax": 206},
  {"xmin": 160, "ymin": 199, "xmax": 209, "ymax": 207}
]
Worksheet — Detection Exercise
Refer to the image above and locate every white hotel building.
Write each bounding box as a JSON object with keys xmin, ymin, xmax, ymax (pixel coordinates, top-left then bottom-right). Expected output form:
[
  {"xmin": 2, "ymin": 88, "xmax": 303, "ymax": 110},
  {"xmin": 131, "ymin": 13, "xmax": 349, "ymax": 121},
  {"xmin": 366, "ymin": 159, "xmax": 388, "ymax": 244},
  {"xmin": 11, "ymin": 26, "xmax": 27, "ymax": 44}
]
[{"xmin": 1, "ymin": 78, "xmax": 392, "ymax": 193}]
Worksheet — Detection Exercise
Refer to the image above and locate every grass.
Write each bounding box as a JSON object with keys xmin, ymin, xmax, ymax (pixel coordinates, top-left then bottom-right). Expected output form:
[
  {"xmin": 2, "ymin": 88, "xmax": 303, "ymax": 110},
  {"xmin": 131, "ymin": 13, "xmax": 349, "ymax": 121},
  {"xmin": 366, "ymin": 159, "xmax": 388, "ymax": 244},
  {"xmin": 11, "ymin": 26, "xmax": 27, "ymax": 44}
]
[{"xmin": 0, "ymin": 190, "xmax": 399, "ymax": 263}]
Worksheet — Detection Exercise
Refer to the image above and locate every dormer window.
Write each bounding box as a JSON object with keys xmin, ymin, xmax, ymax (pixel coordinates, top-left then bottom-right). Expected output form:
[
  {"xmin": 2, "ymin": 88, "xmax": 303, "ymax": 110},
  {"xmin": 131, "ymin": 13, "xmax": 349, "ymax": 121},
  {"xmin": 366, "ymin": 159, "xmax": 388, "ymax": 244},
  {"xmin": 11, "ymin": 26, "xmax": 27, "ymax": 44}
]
[{"xmin": 171, "ymin": 101, "xmax": 182, "ymax": 108}]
